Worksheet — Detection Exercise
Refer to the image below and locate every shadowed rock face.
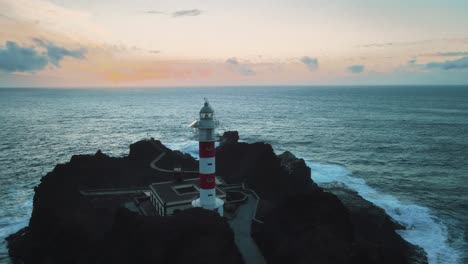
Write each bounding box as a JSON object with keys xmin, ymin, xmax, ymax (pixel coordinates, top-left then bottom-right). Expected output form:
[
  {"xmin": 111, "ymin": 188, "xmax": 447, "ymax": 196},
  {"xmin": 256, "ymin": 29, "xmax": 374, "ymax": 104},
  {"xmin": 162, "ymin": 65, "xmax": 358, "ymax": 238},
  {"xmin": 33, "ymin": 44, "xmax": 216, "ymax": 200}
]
[
  {"xmin": 105, "ymin": 208, "xmax": 242, "ymax": 264},
  {"xmin": 220, "ymin": 131, "xmax": 239, "ymax": 146},
  {"xmin": 7, "ymin": 139, "xmax": 240, "ymax": 264},
  {"xmin": 255, "ymin": 192, "xmax": 355, "ymax": 264},
  {"xmin": 254, "ymin": 186, "xmax": 427, "ymax": 264},
  {"xmin": 129, "ymin": 138, "xmax": 198, "ymax": 173},
  {"xmin": 217, "ymin": 131, "xmax": 427, "ymax": 264},
  {"xmin": 322, "ymin": 183, "xmax": 428, "ymax": 264},
  {"xmin": 216, "ymin": 142, "xmax": 320, "ymax": 202},
  {"xmin": 7, "ymin": 133, "xmax": 427, "ymax": 264}
]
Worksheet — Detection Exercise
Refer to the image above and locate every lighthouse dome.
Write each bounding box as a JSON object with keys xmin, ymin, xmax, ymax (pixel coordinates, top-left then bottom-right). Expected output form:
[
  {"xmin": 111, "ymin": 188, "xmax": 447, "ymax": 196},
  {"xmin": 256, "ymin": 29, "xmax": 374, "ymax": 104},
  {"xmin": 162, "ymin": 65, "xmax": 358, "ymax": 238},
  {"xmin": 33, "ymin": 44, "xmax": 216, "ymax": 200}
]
[
  {"xmin": 200, "ymin": 101, "xmax": 214, "ymax": 114},
  {"xmin": 199, "ymin": 101, "xmax": 214, "ymax": 120}
]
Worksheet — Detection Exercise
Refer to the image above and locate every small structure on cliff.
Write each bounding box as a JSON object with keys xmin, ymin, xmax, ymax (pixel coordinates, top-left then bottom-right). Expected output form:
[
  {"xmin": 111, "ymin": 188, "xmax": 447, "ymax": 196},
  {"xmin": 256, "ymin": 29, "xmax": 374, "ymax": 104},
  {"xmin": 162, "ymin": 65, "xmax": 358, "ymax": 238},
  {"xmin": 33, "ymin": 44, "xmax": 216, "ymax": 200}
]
[{"xmin": 149, "ymin": 178, "xmax": 226, "ymax": 216}]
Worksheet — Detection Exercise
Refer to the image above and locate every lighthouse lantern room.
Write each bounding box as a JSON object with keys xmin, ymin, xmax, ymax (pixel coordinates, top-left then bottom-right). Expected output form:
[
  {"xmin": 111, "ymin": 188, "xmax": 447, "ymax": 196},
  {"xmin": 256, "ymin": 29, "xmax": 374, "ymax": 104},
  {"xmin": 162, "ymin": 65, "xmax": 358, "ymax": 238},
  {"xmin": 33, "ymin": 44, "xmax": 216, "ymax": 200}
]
[{"xmin": 192, "ymin": 99, "xmax": 224, "ymax": 216}]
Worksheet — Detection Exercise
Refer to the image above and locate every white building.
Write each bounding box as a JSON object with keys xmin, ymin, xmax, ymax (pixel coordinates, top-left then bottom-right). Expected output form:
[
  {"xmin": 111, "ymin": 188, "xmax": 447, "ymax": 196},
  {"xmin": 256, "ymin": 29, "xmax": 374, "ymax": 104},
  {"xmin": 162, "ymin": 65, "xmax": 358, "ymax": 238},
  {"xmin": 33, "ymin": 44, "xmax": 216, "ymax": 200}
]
[{"xmin": 149, "ymin": 178, "xmax": 226, "ymax": 216}]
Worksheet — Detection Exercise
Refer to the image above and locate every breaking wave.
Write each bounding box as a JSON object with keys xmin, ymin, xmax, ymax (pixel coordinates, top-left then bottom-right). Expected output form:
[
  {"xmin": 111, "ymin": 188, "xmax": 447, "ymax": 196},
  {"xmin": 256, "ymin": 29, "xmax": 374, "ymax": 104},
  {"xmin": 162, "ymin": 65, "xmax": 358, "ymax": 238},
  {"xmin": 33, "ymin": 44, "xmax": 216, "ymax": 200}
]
[
  {"xmin": 169, "ymin": 141, "xmax": 463, "ymax": 263},
  {"xmin": 308, "ymin": 161, "xmax": 462, "ymax": 264}
]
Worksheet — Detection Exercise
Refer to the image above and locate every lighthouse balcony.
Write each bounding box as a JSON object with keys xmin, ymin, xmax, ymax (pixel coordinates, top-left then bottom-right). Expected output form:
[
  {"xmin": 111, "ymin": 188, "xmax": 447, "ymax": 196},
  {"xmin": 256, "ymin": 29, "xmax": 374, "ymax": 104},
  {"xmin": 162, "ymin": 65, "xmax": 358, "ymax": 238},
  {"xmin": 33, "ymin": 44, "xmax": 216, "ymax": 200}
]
[{"xmin": 199, "ymin": 128, "xmax": 215, "ymax": 141}]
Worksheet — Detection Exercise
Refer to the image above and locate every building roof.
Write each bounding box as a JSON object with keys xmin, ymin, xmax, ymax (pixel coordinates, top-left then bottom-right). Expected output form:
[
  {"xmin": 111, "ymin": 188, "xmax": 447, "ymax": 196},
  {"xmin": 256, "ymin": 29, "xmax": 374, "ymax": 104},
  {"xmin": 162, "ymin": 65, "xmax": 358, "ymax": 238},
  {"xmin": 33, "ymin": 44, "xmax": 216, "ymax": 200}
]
[{"xmin": 150, "ymin": 178, "xmax": 225, "ymax": 206}]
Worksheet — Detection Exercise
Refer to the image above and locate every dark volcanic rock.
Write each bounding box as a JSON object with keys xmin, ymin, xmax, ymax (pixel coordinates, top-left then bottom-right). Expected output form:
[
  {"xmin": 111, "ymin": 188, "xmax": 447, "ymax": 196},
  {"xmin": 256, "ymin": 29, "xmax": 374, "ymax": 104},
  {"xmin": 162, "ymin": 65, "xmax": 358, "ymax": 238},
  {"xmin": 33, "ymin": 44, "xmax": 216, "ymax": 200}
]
[
  {"xmin": 6, "ymin": 139, "xmax": 234, "ymax": 264},
  {"xmin": 103, "ymin": 208, "xmax": 242, "ymax": 264},
  {"xmin": 322, "ymin": 183, "xmax": 428, "ymax": 264},
  {"xmin": 251, "ymin": 183, "xmax": 428, "ymax": 262},
  {"xmin": 254, "ymin": 192, "xmax": 356, "ymax": 264},
  {"xmin": 8, "ymin": 207, "xmax": 242, "ymax": 264},
  {"xmin": 217, "ymin": 132, "xmax": 427, "ymax": 264},
  {"xmin": 254, "ymin": 183, "xmax": 428, "ymax": 264},
  {"xmin": 216, "ymin": 141, "xmax": 318, "ymax": 203},
  {"xmin": 129, "ymin": 138, "xmax": 198, "ymax": 172},
  {"xmin": 277, "ymin": 151, "xmax": 321, "ymax": 194},
  {"xmin": 7, "ymin": 133, "xmax": 427, "ymax": 264},
  {"xmin": 220, "ymin": 131, "xmax": 239, "ymax": 146}
]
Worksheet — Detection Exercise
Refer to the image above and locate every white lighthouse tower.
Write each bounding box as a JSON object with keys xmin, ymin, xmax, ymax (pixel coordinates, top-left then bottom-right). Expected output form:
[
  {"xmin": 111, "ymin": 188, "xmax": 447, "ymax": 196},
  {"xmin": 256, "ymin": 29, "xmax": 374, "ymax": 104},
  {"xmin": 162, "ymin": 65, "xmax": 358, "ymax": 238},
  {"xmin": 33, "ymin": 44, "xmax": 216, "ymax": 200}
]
[{"xmin": 191, "ymin": 99, "xmax": 224, "ymax": 216}]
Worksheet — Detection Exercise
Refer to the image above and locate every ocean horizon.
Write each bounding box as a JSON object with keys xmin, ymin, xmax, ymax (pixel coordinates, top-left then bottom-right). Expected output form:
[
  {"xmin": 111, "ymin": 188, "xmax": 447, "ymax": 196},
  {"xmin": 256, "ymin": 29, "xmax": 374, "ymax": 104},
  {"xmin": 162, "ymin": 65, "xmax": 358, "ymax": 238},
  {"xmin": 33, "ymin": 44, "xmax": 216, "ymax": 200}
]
[{"xmin": 0, "ymin": 85, "xmax": 467, "ymax": 263}]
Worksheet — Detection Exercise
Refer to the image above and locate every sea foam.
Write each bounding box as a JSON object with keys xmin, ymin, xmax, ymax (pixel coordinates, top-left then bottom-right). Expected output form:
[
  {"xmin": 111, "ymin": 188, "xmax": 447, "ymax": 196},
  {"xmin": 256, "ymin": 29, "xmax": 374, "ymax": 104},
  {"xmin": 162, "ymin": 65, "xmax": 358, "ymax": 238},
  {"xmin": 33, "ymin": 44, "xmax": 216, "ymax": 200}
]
[
  {"xmin": 308, "ymin": 161, "xmax": 461, "ymax": 264},
  {"xmin": 0, "ymin": 199, "xmax": 31, "ymax": 262}
]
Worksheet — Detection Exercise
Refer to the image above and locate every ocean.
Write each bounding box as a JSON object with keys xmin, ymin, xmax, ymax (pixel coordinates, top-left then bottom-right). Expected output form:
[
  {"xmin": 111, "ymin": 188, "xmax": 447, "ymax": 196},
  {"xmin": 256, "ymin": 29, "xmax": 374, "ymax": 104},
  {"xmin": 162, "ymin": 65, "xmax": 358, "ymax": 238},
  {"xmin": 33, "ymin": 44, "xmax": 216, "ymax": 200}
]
[{"xmin": 0, "ymin": 86, "xmax": 467, "ymax": 263}]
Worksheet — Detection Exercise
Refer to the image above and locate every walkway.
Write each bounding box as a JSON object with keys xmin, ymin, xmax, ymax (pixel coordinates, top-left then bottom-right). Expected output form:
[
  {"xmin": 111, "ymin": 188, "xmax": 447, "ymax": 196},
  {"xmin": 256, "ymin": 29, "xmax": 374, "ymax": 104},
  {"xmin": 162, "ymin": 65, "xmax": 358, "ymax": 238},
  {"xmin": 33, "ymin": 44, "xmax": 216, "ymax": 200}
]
[
  {"xmin": 148, "ymin": 139, "xmax": 198, "ymax": 173},
  {"xmin": 80, "ymin": 187, "xmax": 149, "ymax": 196},
  {"xmin": 149, "ymin": 152, "xmax": 173, "ymax": 173},
  {"xmin": 229, "ymin": 195, "xmax": 266, "ymax": 264}
]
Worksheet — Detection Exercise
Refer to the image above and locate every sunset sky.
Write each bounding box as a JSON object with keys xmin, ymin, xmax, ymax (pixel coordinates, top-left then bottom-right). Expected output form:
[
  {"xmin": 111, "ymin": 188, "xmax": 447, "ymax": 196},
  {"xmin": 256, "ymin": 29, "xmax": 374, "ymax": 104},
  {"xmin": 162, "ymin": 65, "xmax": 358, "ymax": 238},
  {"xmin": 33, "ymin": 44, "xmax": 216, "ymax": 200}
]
[{"xmin": 1, "ymin": 0, "xmax": 468, "ymax": 87}]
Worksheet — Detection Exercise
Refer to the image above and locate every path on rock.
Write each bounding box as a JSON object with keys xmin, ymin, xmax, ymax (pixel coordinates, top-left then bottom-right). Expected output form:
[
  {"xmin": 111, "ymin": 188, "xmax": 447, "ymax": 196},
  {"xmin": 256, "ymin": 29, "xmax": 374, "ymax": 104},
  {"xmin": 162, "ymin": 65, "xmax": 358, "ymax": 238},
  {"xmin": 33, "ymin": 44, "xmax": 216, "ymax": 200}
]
[
  {"xmin": 148, "ymin": 139, "xmax": 197, "ymax": 173},
  {"xmin": 149, "ymin": 152, "xmax": 173, "ymax": 173},
  {"xmin": 229, "ymin": 195, "xmax": 266, "ymax": 264}
]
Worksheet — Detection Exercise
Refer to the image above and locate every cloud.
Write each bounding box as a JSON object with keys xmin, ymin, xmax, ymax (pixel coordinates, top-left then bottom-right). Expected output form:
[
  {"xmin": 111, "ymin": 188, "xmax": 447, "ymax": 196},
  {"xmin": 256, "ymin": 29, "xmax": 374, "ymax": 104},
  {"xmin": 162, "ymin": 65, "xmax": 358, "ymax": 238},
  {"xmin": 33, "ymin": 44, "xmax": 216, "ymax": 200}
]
[
  {"xmin": 300, "ymin": 56, "xmax": 319, "ymax": 71},
  {"xmin": 437, "ymin": 51, "xmax": 468, "ymax": 57},
  {"xmin": 425, "ymin": 56, "xmax": 468, "ymax": 70},
  {"xmin": 0, "ymin": 40, "xmax": 86, "ymax": 73},
  {"xmin": 145, "ymin": 10, "xmax": 164, "ymax": 14},
  {"xmin": 0, "ymin": 41, "xmax": 48, "ymax": 72},
  {"xmin": 226, "ymin": 58, "xmax": 238, "ymax": 64},
  {"xmin": 347, "ymin": 64, "xmax": 365, "ymax": 73},
  {"xmin": 225, "ymin": 57, "xmax": 255, "ymax": 76},
  {"xmin": 172, "ymin": 9, "xmax": 202, "ymax": 17},
  {"xmin": 145, "ymin": 9, "xmax": 203, "ymax": 17},
  {"xmin": 358, "ymin": 38, "xmax": 468, "ymax": 49},
  {"xmin": 3, "ymin": 0, "xmax": 112, "ymax": 42},
  {"xmin": 33, "ymin": 38, "xmax": 86, "ymax": 66},
  {"xmin": 359, "ymin": 43, "xmax": 393, "ymax": 48}
]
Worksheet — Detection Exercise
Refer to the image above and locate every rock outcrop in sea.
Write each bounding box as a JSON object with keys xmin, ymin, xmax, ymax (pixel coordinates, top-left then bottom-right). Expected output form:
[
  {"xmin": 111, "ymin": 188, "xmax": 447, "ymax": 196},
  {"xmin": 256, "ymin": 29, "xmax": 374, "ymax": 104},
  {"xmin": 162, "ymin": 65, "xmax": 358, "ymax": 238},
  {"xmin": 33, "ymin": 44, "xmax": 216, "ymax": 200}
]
[{"xmin": 6, "ymin": 132, "xmax": 427, "ymax": 264}]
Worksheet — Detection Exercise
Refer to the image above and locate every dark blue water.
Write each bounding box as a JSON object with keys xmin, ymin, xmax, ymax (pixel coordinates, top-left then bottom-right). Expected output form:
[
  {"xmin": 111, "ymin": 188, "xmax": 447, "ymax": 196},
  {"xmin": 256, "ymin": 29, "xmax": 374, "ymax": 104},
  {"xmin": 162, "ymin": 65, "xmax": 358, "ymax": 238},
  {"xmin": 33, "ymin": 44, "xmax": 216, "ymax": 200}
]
[{"xmin": 0, "ymin": 86, "xmax": 467, "ymax": 263}]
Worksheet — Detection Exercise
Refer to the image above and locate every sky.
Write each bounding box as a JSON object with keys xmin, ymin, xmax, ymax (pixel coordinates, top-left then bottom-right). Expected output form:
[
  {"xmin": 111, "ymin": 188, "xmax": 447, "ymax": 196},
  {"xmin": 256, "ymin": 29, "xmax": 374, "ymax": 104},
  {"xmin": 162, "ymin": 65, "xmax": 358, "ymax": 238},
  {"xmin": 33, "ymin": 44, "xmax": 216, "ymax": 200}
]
[{"xmin": 1, "ymin": 0, "xmax": 468, "ymax": 87}]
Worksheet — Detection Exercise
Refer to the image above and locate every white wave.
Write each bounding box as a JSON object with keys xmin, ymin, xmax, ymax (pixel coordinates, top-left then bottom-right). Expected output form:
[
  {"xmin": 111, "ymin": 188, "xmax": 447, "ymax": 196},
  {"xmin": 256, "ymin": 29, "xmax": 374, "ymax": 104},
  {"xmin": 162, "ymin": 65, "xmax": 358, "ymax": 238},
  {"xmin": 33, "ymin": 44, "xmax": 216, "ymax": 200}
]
[
  {"xmin": 307, "ymin": 161, "xmax": 461, "ymax": 264},
  {"xmin": 0, "ymin": 192, "xmax": 32, "ymax": 260},
  {"xmin": 0, "ymin": 219, "xmax": 28, "ymax": 239},
  {"xmin": 0, "ymin": 217, "xmax": 29, "ymax": 260},
  {"xmin": 167, "ymin": 140, "xmax": 220, "ymax": 159},
  {"xmin": 166, "ymin": 140, "xmax": 200, "ymax": 158}
]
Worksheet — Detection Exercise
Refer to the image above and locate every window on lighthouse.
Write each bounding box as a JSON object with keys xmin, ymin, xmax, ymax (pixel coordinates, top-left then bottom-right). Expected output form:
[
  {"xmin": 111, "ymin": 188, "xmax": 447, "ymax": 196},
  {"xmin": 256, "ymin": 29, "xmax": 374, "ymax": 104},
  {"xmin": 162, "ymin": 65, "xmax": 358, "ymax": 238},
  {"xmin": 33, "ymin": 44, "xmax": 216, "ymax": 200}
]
[{"xmin": 201, "ymin": 113, "xmax": 213, "ymax": 119}]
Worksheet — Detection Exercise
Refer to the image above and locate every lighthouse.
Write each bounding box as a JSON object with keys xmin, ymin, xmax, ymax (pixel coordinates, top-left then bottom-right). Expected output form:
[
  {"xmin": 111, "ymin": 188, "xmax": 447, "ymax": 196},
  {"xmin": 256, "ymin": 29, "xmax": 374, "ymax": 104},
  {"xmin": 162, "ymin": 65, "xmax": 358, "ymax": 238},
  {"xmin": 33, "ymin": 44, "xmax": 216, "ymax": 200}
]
[{"xmin": 192, "ymin": 99, "xmax": 224, "ymax": 216}]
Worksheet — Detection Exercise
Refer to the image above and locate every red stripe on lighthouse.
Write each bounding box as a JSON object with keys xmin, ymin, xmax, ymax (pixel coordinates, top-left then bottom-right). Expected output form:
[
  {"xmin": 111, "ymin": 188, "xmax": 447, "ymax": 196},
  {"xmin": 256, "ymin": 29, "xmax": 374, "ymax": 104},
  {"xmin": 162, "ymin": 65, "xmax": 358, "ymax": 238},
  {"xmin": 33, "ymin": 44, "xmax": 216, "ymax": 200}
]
[
  {"xmin": 199, "ymin": 173, "xmax": 216, "ymax": 189},
  {"xmin": 199, "ymin": 142, "xmax": 215, "ymax": 158}
]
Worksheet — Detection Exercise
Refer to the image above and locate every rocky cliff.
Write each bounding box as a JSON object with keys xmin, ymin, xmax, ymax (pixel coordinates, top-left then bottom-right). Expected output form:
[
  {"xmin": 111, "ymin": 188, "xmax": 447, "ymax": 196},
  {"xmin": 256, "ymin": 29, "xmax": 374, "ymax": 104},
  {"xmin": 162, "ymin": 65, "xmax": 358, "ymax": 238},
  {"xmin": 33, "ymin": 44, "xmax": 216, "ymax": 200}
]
[
  {"xmin": 7, "ymin": 139, "xmax": 241, "ymax": 264},
  {"xmin": 7, "ymin": 132, "xmax": 427, "ymax": 264},
  {"xmin": 216, "ymin": 132, "xmax": 427, "ymax": 264}
]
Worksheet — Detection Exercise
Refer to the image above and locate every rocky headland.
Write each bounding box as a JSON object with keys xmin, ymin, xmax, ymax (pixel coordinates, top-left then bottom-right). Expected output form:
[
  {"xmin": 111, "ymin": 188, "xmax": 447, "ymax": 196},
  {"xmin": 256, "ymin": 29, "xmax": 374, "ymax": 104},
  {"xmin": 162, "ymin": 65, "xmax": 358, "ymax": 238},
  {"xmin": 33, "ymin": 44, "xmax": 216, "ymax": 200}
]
[{"xmin": 7, "ymin": 131, "xmax": 427, "ymax": 264}]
